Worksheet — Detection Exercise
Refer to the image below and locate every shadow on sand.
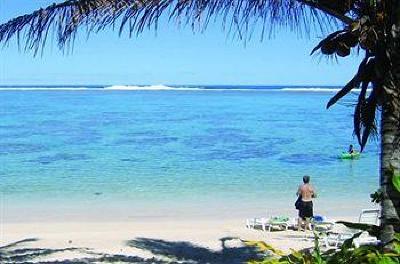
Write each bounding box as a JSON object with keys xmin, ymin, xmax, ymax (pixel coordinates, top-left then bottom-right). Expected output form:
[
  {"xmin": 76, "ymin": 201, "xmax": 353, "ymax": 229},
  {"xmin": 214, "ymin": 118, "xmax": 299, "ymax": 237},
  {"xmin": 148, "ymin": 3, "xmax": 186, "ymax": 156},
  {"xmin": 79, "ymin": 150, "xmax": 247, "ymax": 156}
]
[{"xmin": 0, "ymin": 237, "xmax": 264, "ymax": 263}]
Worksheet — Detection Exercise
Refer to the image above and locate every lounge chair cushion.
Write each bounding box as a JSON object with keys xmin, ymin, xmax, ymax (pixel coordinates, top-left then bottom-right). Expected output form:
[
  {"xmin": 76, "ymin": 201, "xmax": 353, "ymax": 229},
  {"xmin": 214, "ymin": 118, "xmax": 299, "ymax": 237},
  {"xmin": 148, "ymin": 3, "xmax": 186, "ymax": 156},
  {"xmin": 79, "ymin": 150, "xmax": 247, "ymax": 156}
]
[{"xmin": 269, "ymin": 216, "xmax": 289, "ymax": 224}]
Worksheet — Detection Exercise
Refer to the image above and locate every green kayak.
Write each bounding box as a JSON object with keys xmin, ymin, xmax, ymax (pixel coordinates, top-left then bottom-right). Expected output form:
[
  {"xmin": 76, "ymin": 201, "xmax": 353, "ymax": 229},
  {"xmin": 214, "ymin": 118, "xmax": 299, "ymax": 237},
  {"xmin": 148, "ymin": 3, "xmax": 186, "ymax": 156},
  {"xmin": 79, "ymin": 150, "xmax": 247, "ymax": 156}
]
[{"xmin": 340, "ymin": 152, "xmax": 360, "ymax": 159}]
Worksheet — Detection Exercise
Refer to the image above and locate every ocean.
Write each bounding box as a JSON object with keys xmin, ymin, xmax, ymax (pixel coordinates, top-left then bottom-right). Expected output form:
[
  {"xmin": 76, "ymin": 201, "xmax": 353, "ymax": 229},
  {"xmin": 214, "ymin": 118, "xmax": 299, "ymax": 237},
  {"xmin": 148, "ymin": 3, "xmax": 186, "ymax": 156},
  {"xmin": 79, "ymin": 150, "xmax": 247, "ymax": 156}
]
[{"xmin": 0, "ymin": 85, "xmax": 380, "ymax": 221}]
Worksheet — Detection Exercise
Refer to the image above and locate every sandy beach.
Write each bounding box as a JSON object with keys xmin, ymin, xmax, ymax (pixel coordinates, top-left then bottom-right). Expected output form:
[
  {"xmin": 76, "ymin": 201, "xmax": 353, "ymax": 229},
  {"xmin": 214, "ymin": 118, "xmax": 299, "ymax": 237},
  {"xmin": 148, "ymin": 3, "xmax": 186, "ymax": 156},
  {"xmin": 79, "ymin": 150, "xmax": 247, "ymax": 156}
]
[
  {"xmin": 0, "ymin": 220, "xmax": 322, "ymax": 263},
  {"xmin": 0, "ymin": 162, "xmax": 377, "ymax": 264},
  {"xmin": 0, "ymin": 212, "xmax": 362, "ymax": 263}
]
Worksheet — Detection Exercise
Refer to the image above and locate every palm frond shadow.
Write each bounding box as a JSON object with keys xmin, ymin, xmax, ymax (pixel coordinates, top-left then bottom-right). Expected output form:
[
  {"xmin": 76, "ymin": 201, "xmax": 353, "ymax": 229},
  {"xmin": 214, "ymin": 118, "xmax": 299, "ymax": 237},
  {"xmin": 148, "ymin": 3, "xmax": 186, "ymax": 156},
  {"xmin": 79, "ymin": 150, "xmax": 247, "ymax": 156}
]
[
  {"xmin": 0, "ymin": 238, "xmax": 39, "ymax": 250},
  {"xmin": 127, "ymin": 236, "xmax": 263, "ymax": 264},
  {"xmin": 0, "ymin": 238, "xmax": 92, "ymax": 264},
  {"xmin": 0, "ymin": 238, "xmax": 158, "ymax": 264},
  {"xmin": 0, "ymin": 236, "xmax": 263, "ymax": 263}
]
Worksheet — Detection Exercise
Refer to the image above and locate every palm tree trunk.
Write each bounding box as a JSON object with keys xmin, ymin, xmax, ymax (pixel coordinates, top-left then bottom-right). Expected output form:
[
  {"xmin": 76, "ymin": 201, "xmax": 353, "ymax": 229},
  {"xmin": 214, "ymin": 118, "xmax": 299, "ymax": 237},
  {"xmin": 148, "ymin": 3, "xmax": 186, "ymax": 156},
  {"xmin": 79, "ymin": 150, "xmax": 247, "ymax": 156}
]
[
  {"xmin": 380, "ymin": 79, "xmax": 400, "ymax": 244},
  {"xmin": 380, "ymin": 2, "xmax": 400, "ymax": 242}
]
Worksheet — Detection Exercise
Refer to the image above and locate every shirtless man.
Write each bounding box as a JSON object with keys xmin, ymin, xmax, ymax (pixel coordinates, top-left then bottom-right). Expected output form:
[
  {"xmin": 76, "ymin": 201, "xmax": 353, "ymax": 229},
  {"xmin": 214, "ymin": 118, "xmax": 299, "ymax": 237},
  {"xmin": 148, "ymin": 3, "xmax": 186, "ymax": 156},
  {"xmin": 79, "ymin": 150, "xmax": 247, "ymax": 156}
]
[{"xmin": 296, "ymin": 175, "xmax": 316, "ymax": 231}]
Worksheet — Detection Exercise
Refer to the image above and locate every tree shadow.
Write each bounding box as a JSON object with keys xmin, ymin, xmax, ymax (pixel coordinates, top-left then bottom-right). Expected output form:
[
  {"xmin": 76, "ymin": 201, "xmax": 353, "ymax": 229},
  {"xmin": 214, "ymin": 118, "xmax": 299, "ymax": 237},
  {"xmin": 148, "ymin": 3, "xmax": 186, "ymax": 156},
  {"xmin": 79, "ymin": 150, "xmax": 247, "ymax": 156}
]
[
  {"xmin": 0, "ymin": 238, "xmax": 39, "ymax": 250},
  {"xmin": 0, "ymin": 236, "xmax": 263, "ymax": 263},
  {"xmin": 0, "ymin": 238, "xmax": 91, "ymax": 264},
  {"xmin": 127, "ymin": 236, "xmax": 264, "ymax": 264}
]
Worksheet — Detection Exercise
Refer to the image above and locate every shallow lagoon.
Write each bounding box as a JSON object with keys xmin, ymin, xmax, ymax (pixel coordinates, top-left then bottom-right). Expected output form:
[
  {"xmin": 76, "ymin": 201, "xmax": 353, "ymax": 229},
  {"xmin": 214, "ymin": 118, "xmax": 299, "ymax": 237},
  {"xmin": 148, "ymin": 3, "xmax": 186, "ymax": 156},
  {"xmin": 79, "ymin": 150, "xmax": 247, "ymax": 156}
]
[{"xmin": 0, "ymin": 88, "xmax": 380, "ymax": 221}]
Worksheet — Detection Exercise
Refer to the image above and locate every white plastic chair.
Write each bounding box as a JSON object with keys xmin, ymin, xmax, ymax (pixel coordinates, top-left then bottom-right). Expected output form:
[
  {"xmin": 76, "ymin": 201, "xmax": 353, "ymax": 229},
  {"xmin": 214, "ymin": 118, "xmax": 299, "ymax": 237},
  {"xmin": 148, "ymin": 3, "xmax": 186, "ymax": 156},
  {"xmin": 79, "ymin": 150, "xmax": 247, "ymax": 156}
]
[
  {"xmin": 359, "ymin": 209, "xmax": 380, "ymax": 225},
  {"xmin": 246, "ymin": 217, "xmax": 269, "ymax": 231},
  {"xmin": 321, "ymin": 208, "xmax": 381, "ymax": 250}
]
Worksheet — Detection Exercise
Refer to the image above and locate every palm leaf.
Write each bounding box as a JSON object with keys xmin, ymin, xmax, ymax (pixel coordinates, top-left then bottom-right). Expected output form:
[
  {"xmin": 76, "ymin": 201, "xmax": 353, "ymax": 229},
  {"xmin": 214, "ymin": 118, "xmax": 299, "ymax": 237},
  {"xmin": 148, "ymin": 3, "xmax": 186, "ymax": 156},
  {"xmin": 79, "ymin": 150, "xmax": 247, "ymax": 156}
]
[
  {"xmin": 360, "ymin": 87, "xmax": 378, "ymax": 151},
  {"xmin": 354, "ymin": 81, "xmax": 369, "ymax": 145},
  {"xmin": 0, "ymin": 0, "xmax": 353, "ymax": 53},
  {"xmin": 326, "ymin": 56, "xmax": 369, "ymax": 109},
  {"xmin": 353, "ymin": 58, "xmax": 375, "ymax": 145}
]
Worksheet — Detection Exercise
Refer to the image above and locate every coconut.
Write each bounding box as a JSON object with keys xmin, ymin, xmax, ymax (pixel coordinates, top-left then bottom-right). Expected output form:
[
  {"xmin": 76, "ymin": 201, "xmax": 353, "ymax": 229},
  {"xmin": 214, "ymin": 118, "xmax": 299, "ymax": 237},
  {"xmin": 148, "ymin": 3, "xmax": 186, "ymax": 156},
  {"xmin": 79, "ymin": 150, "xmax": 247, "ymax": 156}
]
[
  {"xmin": 320, "ymin": 40, "xmax": 336, "ymax": 55},
  {"xmin": 336, "ymin": 43, "xmax": 351, "ymax": 57},
  {"xmin": 343, "ymin": 33, "xmax": 359, "ymax": 47}
]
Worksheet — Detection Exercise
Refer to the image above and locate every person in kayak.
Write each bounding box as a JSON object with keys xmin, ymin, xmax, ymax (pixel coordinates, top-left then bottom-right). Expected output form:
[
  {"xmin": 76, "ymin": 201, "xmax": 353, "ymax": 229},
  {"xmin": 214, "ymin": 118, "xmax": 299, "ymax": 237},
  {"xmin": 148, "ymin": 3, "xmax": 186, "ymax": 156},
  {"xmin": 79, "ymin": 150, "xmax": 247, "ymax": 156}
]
[
  {"xmin": 296, "ymin": 175, "xmax": 316, "ymax": 231},
  {"xmin": 348, "ymin": 144, "xmax": 354, "ymax": 154}
]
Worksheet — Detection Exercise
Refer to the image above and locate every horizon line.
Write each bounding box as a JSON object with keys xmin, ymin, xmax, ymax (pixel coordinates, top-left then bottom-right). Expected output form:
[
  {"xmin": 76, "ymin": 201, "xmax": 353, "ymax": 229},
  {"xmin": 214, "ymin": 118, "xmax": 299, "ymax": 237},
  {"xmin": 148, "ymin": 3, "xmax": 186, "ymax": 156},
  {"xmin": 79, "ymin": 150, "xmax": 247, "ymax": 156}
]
[{"xmin": 0, "ymin": 84, "xmax": 344, "ymax": 88}]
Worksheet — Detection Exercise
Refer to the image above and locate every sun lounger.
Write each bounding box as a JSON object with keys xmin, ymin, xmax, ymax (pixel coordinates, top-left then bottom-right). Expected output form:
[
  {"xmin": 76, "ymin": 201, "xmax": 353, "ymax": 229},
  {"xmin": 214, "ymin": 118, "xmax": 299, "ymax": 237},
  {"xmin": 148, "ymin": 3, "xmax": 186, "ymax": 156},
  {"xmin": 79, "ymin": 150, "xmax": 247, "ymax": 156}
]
[
  {"xmin": 322, "ymin": 230, "xmax": 380, "ymax": 249},
  {"xmin": 320, "ymin": 208, "xmax": 381, "ymax": 250},
  {"xmin": 312, "ymin": 215, "xmax": 335, "ymax": 232},
  {"xmin": 266, "ymin": 216, "xmax": 290, "ymax": 231},
  {"xmin": 246, "ymin": 217, "xmax": 269, "ymax": 231},
  {"xmin": 320, "ymin": 221, "xmax": 357, "ymax": 249},
  {"xmin": 353, "ymin": 231, "xmax": 380, "ymax": 248},
  {"xmin": 353, "ymin": 208, "xmax": 381, "ymax": 248},
  {"xmin": 246, "ymin": 216, "xmax": 290, "ymax": 232}
]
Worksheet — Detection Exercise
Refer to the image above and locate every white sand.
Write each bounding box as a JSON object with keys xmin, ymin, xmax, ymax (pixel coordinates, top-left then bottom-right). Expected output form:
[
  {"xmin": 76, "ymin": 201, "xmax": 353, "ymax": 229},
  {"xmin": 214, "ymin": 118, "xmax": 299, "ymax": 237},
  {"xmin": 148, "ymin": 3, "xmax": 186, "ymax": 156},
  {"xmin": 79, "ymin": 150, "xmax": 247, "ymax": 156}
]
[
  {"xmin": 0, "ymin": 215, "xmax": 359, "ymax": 263},
  {"xmin": 0, "ymin": 198, "xmax": 377, "ymax": 263}
]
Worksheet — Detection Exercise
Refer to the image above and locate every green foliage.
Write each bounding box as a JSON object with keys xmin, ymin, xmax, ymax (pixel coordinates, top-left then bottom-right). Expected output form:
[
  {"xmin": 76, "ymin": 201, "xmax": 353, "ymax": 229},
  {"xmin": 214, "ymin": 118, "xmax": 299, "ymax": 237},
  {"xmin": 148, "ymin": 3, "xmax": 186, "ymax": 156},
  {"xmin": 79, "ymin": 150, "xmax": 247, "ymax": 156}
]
[
  {"xmin": 388, "ymin": 164, "xmax": 400, "ymax": 193},
  {"xmin": 244, "ymin": 241, "xmax": 285, "ymax": 257},
  {"xmin": 392, "ymin": 172, "xmax": 400, "ymax": 193},
  {"xmin": 393, "ymin": 233, "xmax": 400, "ymax": 254},
  {"xmin": 247, "ymin": 232, "xmax": 400, "ymax": 264},
  {"xmin": 371, "ymin": 189, "xmax": 384, "ymax": 203}
]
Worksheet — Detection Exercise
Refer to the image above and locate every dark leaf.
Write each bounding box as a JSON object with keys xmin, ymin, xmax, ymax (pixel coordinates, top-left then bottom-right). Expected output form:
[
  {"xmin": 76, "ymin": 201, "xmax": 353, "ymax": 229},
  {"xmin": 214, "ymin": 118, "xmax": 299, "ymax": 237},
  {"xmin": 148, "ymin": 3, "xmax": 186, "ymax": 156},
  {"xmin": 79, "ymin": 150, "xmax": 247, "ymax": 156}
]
[
  {"xmin": 370, "ymin": 190, "xmax": 384, "ymax": 204},
  {"xmin": 326, "ymin": 56, "xmax": 369, "ymax": 109},
  {"xmin": 360, "ymin": 88, "xmax": 378, "ymax": 151},
  {"xmin": 311, "ymin": 30, "xmax": 345, "ymax": 55},
  {"xmin": 354, "ymin": 58, "xmax": 375, "ymax": 145},
  {"xmin": 340, "ymin": 231, "xmax": 362, "ymax": 250},
  {"xmin": 336, "ymin": 221, "xmax": 380, "ymax": 237}
]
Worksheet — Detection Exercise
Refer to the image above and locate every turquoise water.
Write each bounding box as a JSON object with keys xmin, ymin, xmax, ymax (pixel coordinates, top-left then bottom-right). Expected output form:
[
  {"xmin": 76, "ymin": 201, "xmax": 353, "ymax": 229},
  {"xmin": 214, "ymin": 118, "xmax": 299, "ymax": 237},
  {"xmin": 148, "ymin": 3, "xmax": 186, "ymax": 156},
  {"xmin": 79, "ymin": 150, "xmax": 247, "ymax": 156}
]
[{"xmin": 0, "ymin": 87, "xmax": 380, "ymax": 220}]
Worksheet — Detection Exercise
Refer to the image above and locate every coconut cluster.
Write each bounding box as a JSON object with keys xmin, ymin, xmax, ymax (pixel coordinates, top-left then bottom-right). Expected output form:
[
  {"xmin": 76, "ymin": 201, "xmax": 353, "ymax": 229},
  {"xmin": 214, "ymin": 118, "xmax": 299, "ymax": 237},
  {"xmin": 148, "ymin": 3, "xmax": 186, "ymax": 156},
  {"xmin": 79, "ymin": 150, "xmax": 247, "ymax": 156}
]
[
  {"xmin": 320, "ymin": 32, "xmax": 358, "ymax": 57},
  {"xmin": 319, "ymin": 16, "xmax": 379, "ymax": 57}
]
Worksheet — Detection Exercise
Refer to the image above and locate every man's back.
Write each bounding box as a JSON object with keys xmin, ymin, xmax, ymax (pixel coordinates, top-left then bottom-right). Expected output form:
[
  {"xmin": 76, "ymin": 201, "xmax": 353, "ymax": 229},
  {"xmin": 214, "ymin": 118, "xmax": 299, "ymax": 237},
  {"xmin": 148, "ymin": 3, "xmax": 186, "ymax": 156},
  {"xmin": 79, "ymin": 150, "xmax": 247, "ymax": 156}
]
[{"xmin": 298, "ymin": 183, "xmax": 314, "ymax": 201}]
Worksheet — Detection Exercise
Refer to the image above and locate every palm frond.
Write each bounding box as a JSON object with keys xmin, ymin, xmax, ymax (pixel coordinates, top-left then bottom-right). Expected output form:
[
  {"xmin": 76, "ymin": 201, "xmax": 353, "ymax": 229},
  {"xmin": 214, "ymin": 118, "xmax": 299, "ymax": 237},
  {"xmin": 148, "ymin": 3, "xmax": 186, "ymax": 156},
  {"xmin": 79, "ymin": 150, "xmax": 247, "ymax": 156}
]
[
  {"xmin": 354, "ymin": 80, "xmax": 369, "ymax": 145},
  {"xmin": 360, "ymin": 87, "xmax": 379, "ymax": 151},
  {"xmin": 353, "ymin": 57, "xmax": 376, "ymax": 148},
  {"xmin": 326, "ymin": 56, "xmax": 370, "ymax": 109},
  {"xmin": 0, "ymin": 0, "xmax": 351, "ymax": 54}
]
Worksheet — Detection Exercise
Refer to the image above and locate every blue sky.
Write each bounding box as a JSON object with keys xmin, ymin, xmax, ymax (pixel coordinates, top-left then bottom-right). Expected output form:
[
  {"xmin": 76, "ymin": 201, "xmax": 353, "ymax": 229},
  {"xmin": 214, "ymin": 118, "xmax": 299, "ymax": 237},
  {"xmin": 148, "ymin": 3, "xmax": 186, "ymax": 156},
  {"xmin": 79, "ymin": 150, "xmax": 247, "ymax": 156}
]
[{"xmin": 0, "ymin": 0, "xmax": 361, "ymax": 86}]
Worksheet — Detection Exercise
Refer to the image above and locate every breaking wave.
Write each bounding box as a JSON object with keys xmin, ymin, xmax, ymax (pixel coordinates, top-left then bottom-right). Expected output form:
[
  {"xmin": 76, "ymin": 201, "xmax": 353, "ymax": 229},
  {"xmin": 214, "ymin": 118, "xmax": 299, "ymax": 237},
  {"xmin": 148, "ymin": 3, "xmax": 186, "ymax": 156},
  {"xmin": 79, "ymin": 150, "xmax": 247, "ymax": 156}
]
[
  {"xmin": 103, "ymin": 85, "xmax": 202, "ymax": 91},
  {"xmin": 0, "ymin": 85, "xmax": 370, "ymax": 93}
]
